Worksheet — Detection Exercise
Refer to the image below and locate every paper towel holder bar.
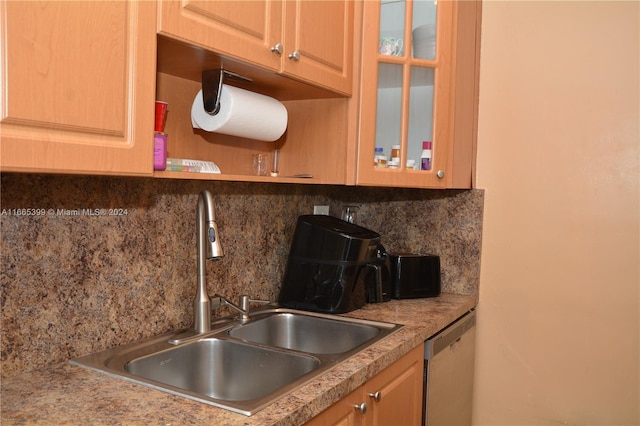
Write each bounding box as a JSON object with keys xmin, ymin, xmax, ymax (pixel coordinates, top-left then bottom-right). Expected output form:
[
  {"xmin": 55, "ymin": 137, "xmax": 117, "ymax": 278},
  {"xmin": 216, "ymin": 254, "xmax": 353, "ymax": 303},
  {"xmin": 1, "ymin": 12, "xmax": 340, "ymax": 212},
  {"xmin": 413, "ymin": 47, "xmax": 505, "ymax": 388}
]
[{"xmin": 202, "ymin": 69, "xmax": 253, "ymax": 115}]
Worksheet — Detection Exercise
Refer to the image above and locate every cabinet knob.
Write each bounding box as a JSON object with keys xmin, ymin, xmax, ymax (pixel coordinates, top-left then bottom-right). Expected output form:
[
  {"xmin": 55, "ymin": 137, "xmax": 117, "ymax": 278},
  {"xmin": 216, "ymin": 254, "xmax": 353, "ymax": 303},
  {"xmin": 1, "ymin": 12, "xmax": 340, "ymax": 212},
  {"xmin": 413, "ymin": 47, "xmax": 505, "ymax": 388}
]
[
  {"xmin": 288, "ymin": 50, "xmax": 300, "ymax": 61},
  {"xmin": 436, "ymin": 170, "xmax": 445, "ymax": 179},
  {"xmin": 270, "ymin": 43, "xmax": 283, "ymax": 55},
  {"xmin": 368, "ymin": 391, "xmax": 382, "ymax": 402},
  {"xmin": 354, "ymin": 402, "xmax": 367, "ymax": 414}
]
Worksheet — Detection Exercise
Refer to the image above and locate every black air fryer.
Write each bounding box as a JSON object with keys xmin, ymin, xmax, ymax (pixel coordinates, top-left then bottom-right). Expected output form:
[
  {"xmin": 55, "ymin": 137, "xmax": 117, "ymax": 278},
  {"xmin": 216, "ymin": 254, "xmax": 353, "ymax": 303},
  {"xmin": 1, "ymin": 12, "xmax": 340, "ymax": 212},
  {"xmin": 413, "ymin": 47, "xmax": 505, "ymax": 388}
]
[{"xmin": 278, "ymin": 215, "xmax": 389, "ymax": 314}]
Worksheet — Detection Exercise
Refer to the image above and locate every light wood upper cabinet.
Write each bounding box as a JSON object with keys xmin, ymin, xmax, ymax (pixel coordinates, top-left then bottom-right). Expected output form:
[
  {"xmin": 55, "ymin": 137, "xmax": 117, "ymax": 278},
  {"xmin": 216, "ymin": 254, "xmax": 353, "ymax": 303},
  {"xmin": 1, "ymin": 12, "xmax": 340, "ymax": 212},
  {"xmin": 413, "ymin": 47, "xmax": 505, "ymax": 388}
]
[
  {"xmin": 353, "ymin": 0, "xmax": 481, "ymax": 189},
  {"xmin": 158, "ymin": 1, "xmax": 282, "ymax": 72},
  {"xmin": 305, "ymin": 344, "xmax": 424, "ymax": 426},
  {"xmin": 153, "ymin": 1, "xmax": 355, "ymax": 185},
  {"xmin": 281, "ymin": 0, "xmax": 353, "ymax": 95},
  {"xmin": 158, "ymin": 0, "xmax": 353, "ymax": 96},
  {"xmin": 0, "ymin": 1, "xmax": 156, "ymax": 175}
]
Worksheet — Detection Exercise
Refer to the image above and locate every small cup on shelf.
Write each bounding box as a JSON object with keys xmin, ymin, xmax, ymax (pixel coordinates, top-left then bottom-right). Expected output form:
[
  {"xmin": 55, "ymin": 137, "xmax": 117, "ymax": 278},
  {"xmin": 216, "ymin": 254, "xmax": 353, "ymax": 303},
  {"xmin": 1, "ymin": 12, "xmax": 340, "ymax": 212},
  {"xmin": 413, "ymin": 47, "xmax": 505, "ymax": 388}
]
[
  {"xmin": 270, "ymin": 149, "xmax": 280, "ymax": 177},
  {"xmin": 252, "ymin": 153, "xmax": 269, "ymax": 176},
  {"xmin": 379, "ymin": 37, "xmax": 404, "ymax": 56}
]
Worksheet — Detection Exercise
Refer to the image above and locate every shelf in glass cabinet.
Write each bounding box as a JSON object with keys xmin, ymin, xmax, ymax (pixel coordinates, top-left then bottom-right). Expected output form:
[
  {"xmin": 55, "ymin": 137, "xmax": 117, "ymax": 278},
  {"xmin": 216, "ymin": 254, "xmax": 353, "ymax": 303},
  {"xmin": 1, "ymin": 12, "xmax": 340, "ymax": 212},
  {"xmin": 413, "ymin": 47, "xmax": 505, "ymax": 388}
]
[{"xmin": 375, "ymin": 58, "xmax": 437, "ymax": 88}]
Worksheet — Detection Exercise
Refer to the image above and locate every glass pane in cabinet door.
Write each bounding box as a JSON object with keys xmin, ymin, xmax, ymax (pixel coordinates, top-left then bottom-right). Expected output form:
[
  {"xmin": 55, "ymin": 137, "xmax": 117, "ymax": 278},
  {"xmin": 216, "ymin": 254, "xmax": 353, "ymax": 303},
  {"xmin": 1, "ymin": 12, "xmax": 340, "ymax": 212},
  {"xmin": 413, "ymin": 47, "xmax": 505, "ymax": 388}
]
[
  {"xmin": 375, "ymin": 63, "xmax": 403, "ymax": 168},
  {"xmin": 412, "ymin": 0, "xmax": 437, "ymax": 60},
  {"xmin": 379, "ymin": 1, "xmax": 406, "ymax": 57},
  {"xmin": 407, "ymin": 66, "xmax": 434, "ymax": 171}
]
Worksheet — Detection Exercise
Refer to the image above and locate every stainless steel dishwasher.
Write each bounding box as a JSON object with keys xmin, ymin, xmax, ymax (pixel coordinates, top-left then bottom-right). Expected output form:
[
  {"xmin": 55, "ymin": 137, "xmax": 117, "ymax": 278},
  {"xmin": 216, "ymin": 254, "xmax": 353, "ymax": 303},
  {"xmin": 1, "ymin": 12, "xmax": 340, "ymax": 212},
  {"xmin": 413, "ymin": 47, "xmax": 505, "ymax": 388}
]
[{"xmin": 423, "ymin": 310, "xmax": 476, "ymax": 426}]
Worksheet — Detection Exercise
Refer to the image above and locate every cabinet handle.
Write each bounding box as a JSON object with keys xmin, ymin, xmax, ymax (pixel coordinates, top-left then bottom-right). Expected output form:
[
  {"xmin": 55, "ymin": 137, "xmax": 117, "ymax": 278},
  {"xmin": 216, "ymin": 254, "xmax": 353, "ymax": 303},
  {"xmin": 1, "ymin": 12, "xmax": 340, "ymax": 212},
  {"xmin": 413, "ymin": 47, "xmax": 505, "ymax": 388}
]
[
  {"xmin": 368, "ymin": 391, "xmax": 382, "ymax": 402},
  {"xmin": 354, "ymin": 402, "xmax": 367, "ymax": 414},
  {"xmin": 436, "ymin": 170, "xmax": 445, "ymax": 179},
  {"xmin": 270, "ymin": 43, "xmax": 283, "ymax": 55},
  {"xmin": 288, "ymin": 50, "xmax": 300, "ymax": 61}
]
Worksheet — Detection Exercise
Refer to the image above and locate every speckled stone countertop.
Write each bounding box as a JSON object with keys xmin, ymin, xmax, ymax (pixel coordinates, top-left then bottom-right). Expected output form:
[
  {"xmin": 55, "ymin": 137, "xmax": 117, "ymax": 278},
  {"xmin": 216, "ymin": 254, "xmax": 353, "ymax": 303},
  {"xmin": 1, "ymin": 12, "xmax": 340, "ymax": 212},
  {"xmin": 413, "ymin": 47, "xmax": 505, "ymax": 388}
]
[{"xmin": 1, "ymin": 294, "xmax": 476, "ymax": 426}]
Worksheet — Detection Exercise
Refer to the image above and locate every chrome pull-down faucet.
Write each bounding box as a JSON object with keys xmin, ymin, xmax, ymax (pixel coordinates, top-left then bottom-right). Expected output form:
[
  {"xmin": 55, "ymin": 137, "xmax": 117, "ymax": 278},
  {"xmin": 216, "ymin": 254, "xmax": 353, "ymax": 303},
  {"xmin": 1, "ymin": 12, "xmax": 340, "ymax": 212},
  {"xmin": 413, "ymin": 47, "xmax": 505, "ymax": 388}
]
[{"xmin": 194, "ymin": 190, "xmax": 224, "ymax": 334}]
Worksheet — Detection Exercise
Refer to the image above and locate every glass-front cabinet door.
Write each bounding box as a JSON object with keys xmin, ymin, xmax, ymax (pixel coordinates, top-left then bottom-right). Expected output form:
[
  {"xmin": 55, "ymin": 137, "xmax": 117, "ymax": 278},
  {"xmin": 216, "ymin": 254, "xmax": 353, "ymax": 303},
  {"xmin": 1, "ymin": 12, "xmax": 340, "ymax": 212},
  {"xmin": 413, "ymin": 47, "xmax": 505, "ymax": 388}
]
[{"xmin": 356, "ymin": 0, "xmax": 481, "ymax": 188}]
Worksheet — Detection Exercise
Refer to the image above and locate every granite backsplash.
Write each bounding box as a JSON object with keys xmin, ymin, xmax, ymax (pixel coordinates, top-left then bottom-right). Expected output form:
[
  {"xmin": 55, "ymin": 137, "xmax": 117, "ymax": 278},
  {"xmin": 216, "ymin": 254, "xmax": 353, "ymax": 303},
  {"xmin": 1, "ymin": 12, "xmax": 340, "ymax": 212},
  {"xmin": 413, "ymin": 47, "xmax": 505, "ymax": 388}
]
[{"xmin": 0, "ymin": 174, "xmax": 483, "ymax": 377}]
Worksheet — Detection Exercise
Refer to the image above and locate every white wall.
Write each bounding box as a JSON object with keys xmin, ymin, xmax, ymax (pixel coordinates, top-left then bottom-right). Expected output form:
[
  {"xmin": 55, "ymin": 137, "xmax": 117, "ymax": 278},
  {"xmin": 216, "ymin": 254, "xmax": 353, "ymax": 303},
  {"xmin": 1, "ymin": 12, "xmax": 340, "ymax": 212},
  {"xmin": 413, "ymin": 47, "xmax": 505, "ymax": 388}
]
[{"xmin": 473, "ymin": 1, "xmax": 639, "ymax": 425}]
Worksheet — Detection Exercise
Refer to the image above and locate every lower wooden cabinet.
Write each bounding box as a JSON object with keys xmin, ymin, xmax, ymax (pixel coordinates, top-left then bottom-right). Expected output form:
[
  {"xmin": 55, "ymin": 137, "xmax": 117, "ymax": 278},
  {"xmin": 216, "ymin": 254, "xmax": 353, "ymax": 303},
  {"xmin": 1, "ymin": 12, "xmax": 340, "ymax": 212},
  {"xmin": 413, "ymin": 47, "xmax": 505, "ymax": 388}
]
[{"xmin": 305, "ymin": 345, "xmax": 424, "ymax": 426}]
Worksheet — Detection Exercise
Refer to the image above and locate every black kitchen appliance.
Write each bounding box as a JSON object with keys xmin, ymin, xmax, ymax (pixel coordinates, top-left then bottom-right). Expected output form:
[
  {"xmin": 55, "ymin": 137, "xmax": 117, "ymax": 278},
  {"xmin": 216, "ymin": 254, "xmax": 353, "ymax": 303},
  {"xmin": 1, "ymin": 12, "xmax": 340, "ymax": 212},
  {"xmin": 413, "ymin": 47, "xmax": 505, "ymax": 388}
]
[
  {"xmin": 278, "ymin": 215, "xmax": 390, "ymax": 314},
  {"xmin": 389, "ymin": 253, "xmax": 441, "ymax": 299}
]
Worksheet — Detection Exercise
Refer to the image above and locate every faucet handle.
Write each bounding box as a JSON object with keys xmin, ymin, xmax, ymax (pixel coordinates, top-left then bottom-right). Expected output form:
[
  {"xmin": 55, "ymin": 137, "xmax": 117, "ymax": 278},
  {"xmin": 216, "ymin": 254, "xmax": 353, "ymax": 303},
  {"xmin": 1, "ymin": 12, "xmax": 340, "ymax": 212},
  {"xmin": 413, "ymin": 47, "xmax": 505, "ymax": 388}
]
[
  {"xmin": 211, "ymin": 294, "xmax": 229, "ymax": 310},
  {"xmin": 211, "ymin": 294, "xmax": 239, "ymax": 311}
]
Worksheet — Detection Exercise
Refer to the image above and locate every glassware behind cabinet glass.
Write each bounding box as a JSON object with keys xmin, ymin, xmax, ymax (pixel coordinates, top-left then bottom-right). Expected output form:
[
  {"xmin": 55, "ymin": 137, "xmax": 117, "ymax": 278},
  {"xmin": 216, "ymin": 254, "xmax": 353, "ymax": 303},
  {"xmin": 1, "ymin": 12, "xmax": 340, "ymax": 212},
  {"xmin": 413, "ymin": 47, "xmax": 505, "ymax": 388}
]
[{"xmin": 375, "ymin": 0, "xmax": 438, "ymax": 172}]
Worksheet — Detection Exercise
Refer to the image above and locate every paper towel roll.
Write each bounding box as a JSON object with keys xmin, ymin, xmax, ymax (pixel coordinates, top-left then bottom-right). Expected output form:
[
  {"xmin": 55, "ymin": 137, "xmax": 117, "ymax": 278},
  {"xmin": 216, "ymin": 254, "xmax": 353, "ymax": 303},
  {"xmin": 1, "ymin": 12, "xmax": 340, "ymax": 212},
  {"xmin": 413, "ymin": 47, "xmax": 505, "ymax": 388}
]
[{"xmin": 191, "ymin": 85, "xmax": 288, "ymax": 142}]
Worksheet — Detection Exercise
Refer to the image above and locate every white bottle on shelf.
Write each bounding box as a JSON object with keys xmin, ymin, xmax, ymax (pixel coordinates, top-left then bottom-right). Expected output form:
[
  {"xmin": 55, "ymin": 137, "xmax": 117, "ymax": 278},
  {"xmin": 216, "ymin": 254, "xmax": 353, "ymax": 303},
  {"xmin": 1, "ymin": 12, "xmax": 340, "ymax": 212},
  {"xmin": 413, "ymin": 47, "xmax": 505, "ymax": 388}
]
[
  {"xmin": 420, "ymin": 141, "xmax": 432, "ymax": 171},
  {"xmin": 374, "ymin": 147, "xmax": 388, "ymax": 168}
]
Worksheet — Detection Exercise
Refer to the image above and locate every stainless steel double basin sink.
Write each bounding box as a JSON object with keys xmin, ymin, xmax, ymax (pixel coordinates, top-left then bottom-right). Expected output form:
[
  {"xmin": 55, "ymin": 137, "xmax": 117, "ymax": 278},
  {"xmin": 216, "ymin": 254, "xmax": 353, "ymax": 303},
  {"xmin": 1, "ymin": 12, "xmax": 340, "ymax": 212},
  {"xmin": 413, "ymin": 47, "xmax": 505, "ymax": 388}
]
[{"xmin": 71, "ymin": 307, "xmax": 402, "ymax": 416}]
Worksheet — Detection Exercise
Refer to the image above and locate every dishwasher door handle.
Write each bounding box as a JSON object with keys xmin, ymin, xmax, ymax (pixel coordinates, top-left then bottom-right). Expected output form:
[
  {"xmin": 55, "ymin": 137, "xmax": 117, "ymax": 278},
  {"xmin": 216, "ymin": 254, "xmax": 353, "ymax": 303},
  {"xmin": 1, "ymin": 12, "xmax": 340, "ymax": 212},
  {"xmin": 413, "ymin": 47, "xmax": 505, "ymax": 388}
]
[
  {"xmin": 426, "ymin": 310, "xmax": 476, "ymax": 359},
  {"xmin": 450, "ymin": 336, "xmax": 462, "ymax": 352}
]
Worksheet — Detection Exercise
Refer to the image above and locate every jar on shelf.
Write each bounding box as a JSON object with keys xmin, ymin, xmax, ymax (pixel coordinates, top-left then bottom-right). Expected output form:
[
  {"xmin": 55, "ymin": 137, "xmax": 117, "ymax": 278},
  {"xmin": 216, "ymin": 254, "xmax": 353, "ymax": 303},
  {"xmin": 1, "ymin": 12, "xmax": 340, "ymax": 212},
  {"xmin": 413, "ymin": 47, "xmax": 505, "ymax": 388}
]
[
  {"xmin": 374, "ymin": 147, "xmax": 388, "ymax": 168},
  {"xmin": 391, "ymin": 144, "xmax": 401, "ymax": 162}
]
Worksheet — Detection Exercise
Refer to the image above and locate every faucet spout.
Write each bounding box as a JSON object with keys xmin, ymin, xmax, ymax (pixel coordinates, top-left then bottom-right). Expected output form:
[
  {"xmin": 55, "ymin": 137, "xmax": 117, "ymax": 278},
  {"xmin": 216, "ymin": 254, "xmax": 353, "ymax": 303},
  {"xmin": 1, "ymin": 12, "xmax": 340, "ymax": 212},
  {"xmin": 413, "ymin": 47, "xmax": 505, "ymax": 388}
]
[{"xmin": 194, "ymin": 190, "xmax": 224, "ymax": 333}]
